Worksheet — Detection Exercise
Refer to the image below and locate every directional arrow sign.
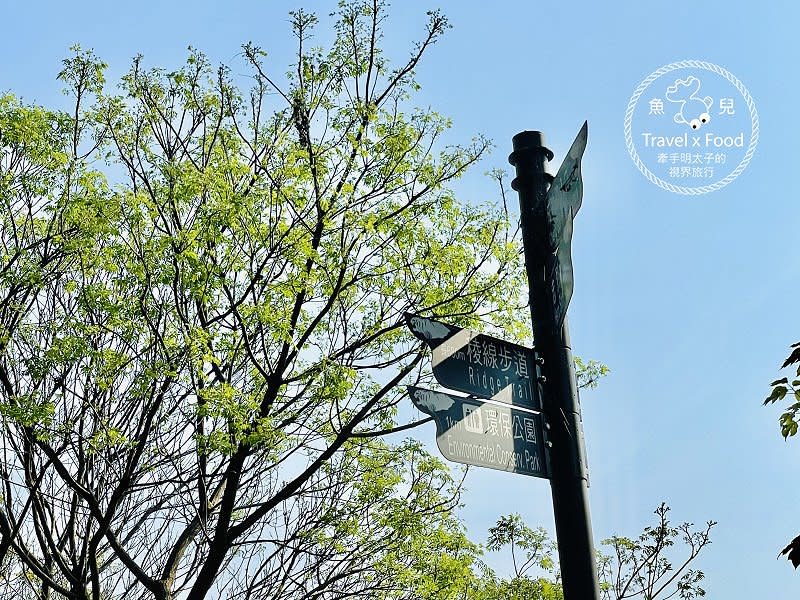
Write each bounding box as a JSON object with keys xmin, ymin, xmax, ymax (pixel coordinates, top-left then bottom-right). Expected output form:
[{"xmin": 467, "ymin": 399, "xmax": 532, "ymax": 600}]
[
  {"xmin": 547, "ymin": 215, "xmax": 574, "ymax": 329},
  {"xmin": 544, "ymin": 121, "xmax": 586, "ymax": 328},
  {"xmin": 404, "ymin": 313, "xmax": 540, "ymax": 410},
  {"xmin": 546, "ymin": 121, "xmax": 587, "ymax": 251},
  {"xmin": 408, "ymin": 386, "xmax": 550, "ymax": 479}
]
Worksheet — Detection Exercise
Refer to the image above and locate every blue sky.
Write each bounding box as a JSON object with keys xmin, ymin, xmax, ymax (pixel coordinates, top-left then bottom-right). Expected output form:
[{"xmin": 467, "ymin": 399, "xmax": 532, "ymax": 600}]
[{"xmin": 2, "ymin": 1, "xmax": 799, "ymax": 597}]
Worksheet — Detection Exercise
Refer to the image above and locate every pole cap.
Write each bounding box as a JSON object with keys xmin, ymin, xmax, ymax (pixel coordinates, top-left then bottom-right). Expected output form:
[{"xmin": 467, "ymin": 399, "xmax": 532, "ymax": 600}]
[{"xmin": 509, "ymin": 131, "xmax": 554, "ymax": 164}]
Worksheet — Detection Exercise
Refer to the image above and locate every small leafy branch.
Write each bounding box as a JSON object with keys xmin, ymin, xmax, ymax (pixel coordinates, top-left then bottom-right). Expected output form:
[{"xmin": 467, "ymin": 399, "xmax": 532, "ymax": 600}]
[
  {"xmin": 575, "ymin": 357, "xmax": 610, "ymax": 390},
  {"xmin": 764, "ymin": 341, "xmax": 800, "ymax": 438},
  {"xmin": 765, "ymin": 341, "xmax": 800, "ymax": 568}
]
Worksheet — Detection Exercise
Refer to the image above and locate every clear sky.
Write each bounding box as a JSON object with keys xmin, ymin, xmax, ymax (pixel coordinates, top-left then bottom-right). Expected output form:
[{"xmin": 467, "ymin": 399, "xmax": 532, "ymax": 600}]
[{"xmin": 2, "ymin": 1, "xmax": 799, "ymax": 597}]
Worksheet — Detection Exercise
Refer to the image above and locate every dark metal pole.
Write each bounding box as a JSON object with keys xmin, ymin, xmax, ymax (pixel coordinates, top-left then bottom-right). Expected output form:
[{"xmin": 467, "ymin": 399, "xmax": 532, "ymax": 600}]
[{"xmin": 509, "ymin": 131, "xmax": 600, "ymax": 600}]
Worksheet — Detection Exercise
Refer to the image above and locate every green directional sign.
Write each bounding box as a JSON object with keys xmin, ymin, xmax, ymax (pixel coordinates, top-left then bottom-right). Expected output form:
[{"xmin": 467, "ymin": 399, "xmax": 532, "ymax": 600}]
[
  {"xmin": 408, "ymin": 386, "xmax": 549, "ymax": 479},
  {"xmin": 547, "ymin": 216, "xmax": 574, "ymax": 329},
  {"xmin": 404, "ymin": 313, "xmax": 540, "ymax": 410},
  {"xmin": 547, "ymin": 120, "xmax": 587, "ymax": 252},
  {"xmin": 545, "ymin": 121, "xmax": 586, "ymax": 328}
]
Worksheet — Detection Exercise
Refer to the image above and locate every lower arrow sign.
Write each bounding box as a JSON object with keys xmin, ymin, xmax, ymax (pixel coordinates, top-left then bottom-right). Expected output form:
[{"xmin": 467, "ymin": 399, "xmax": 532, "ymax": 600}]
[{"xmin": 408, "ymin": 386, "xmax": 550, "ymax": 479}]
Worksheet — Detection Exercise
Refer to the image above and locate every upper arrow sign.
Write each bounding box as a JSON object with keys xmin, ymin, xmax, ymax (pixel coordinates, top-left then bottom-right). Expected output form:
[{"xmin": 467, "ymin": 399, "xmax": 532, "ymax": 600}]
[
  {"xmin": 404, "ymin": 313, "xmax": 541, "ymax": 411},
  {"xmin": 546, "ymin": 121, "xmax": 587, "ymax": 252}
]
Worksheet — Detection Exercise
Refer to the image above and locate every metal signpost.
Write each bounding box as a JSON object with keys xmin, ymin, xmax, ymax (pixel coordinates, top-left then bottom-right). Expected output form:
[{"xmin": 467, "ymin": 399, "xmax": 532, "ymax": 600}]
[
  {"xmin": 509, "ymin": 122, "xmax": 599, "ymax": 599},
  {"xmin": 404, "ymin": 121, "xmax": 598, "ymax": 600}
]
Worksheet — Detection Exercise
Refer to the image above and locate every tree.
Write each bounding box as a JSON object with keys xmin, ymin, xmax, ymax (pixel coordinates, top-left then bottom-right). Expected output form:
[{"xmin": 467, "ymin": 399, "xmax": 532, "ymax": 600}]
[
  {"xmin": 473, "ymin": 504, "xmax": 715, "ymax": 600},
  {"xmin": 598, "ymin": 503, "xmax": 715, "ymax": 600},
  {"xmin": 0, "ymin": 2, "xmax": 532, "ymax": 598},
  {"xmin": 473, "ymin": 513, "xmax": 563, "ymax": 600},
  {"xmin": 764, "ymin": 342, "xmax": 800, "ymax": 567}
]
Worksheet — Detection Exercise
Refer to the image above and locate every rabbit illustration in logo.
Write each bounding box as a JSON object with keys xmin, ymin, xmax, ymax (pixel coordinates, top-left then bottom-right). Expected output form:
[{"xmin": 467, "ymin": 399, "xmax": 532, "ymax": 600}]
[{"xmin": 665, "ymin": 76, "xmax": 712, "ymax": 130}]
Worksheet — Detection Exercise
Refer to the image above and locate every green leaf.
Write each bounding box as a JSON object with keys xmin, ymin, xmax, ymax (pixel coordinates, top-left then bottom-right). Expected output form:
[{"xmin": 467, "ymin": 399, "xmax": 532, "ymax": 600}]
[
  {"xmin": 765, "ymin": 385, "xmax": 789, "ymax": 405},
  {"xmin": 782, "ymin": 346, "xmax": 800, "ymax": 368}
]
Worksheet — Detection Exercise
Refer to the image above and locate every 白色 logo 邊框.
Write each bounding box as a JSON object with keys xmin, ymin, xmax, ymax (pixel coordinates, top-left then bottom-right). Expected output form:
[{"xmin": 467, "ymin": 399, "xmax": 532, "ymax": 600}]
[{"xmin": 624, "ymin": 60, "xmax": 758, "ymax": 195}]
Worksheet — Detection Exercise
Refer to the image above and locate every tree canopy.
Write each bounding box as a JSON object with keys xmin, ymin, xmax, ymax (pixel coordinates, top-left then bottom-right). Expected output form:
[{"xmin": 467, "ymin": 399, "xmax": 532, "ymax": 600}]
[
  {"xmin": 0, "ymin": 2, "xmax": 534, "ymax": 598},
  {"xmin": 466, "ymin": 504, "xmax": 714, "ymax": 600}
]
